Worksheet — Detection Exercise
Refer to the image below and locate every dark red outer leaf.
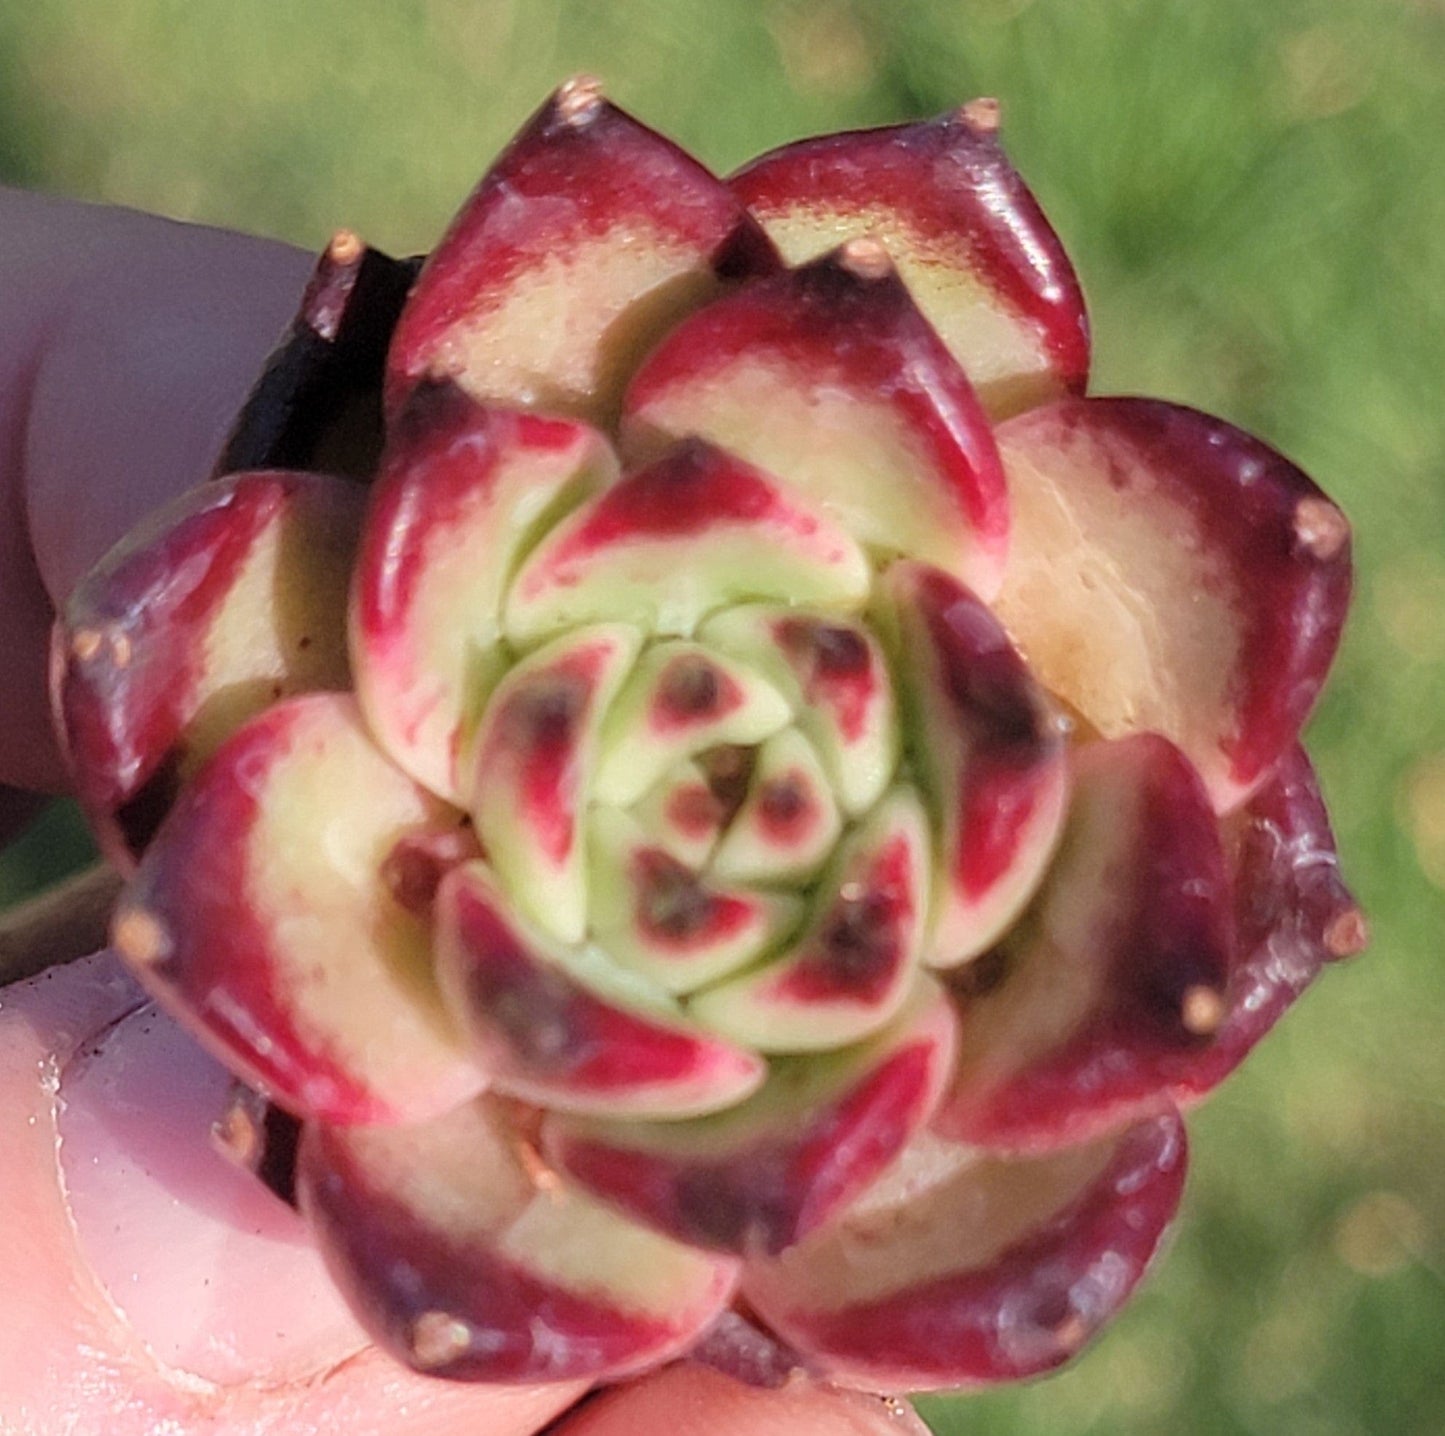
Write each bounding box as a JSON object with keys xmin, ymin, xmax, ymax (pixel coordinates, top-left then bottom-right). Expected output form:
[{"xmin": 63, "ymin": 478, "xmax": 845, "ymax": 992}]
[
  {"xmin": 53, "ymin": 473, "xmax": 357, "ymax": 866},
  {"xmin": 216, "ymin": 236, "xmax": 419, "ymax": 481},
  {"xmin": 1008, "ymin": 398, "xmax": 1353, "ymax": 804},
  {"xmin": 936, "ymin": 734, "xmax": 1233, "ymax": 1151},
  {"xmin": 741, "ymin": 1112, "xmax": 1187, "ymax": 1392},
  {"xmin": 115, "ymin": 706, "xmax": 391, "ymax": 1122},
  {"xmin": 298, "ymin": 1123, "xmax": 693, "ymax": 1384},
  {"xmin": 1170, "ymin": 742, "xmax": 1365, "ymax": 1103},
  {"xmin": 729, "ymin": 111, "xmax": 1090, "ymax": 392},
  {"xmin": 57, "ymin": 484, "xmax": 273, "ymax": 824},
  {"xmin": 549, "ymin": 1041, "xmax": 939, "ymax": 1256},
  {"xmin": 387, "ymin": 83, "xmax": 776, "ymax": 413}
]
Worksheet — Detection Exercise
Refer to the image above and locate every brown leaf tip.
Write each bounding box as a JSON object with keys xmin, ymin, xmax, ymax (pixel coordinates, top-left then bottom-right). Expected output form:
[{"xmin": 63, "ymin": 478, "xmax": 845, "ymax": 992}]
[
  {"xmin": 1052, "ymin": 1311, "xmax": 1090, "ymax": 1352},
  {"xmin": 1181, "ymin": 984, "xmax": 1226, "ymax": 1037},
  {"xmin": 512, "ymin": 1133, "xmax": 562, "ymax": 1195},
  {"xmin": 113, "ymin": 907, "xmax": 171, "ymax": 967},
  {"xmin": 1293, "ymin": 496, "xmax": 1350, "ymax": 561},
  {"xmin": 838, "ymin": 236, "xmax": 894, "ymax": 281},
  {"xmin": 556, "ymin": 75, "xmax": 606, "ymax": 127},
  {"xmin": 326, "ymin": 229, "xmax": 364, "ymax": 266},
  {"xmin": 959, "ymin": 97, "xmax": 1002, "ymax": 133},
  {"xmin": 211, "ymin": 1091, "xmax": 265, "ymax": 1169},
  {"xmin": 410, "ymin": 1310, "xmax": 472, "ymax": 1369},
  {"xmin": 71, "ymin": 625, "xmax": 133, "ymax": 668},
  {"xmin": 70, "ymin": 628, "xmax": 104, "ymax": 663},
  {"xmin": 1325, "ymin": 906, "xmax": 1369, "ymax": 959},
  {"xmin": 422, "ymin": 354, "xmax": 467, "ymax": 386}
]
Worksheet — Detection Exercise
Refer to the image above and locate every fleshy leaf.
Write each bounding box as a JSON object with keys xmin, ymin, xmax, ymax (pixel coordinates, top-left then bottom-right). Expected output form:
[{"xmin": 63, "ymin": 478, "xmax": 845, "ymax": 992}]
[
  {"xmin": 547, "ymin": 979, "xmax": 958, "ymax": 1255},
  {"xmin": 111, "ymin": 694, "xmax": 483, "ymax": 1125},
  {"xmin": 55, "ymin": 471, "xmax": 362, "ymax": 866},
  {"xmin": 729, "ymin": 104, "xmax": 1090, "ymax": 417},
  {"xmin": 466, "ymin": 624, "xmax": 642, "ymax": 945},
  {"xmin": 1171, "ymin": 743, "xmax": 1367, "ymax": 1104},
  {"xmin": 594, "ymin": 640, "xmax": 792, "ymax": 807},
  {"xmin": 992, "ymin": 398, "xmax": 1352, "ymax": 812},
  {"xmin": 435, "ymin": 863, "xmax": 765, "ymax": 1117},
  {"xmin": 351, "ymin": 385, "xmax": 616, "ymax": 801},
  {"xmin": 879, "ymin": 560, "xmax": 1068, "ymax": 966},
  {"xmin": 298, "ymin": 1098, "xmax": 738, "ymax": 1384},
  {"xmin": 700, "ymin": 606, "xmax": 899, "ymax": 817},
  {"xmin": 622, "ymin": 244, "xmax": 1009, "ymax": 598},
  {"xmin": 933, "ymin": 734, "xmax": 1233, "ymax": 1151},
  {"xmin": 628, "ymin": 758, "xmax": 729, "ymax": 868},
  {"xmin": 741, "ymin": 1111, "xmax": 1186, "ymax": 1392},
  {"xmin": 589, "ymin": 807, "xmax": 801, "ymax": 995},
  {"xmin": 709, "ymin": 728, "xmax": 842, "ymax": 886},
  {"xmin": 387, "ymin": 77, "xmax": 776, "ymax": 426},
  {"xmin": 689, "ymin": 789, "xmax": 930, "ymax": 1051},
  {"xmin": 504, "ymin": 439, "xmax": 871, "ymax": 646},
  {"xmin": 217, "ymin": 232, "xmax": 417, "ymax": 481}
]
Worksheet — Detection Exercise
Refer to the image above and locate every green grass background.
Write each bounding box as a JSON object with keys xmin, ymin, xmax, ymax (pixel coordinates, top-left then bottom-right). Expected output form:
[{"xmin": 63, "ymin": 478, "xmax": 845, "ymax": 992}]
[{"xmin": 1, "ymin": 1, "xmax": 1441, "ymax": 1432}]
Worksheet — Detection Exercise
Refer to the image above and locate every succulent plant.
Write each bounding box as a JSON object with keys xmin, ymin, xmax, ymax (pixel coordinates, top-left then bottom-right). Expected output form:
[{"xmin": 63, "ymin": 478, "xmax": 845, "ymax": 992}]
[{"xmin": 51, "ymin": 77, "xmax": 1364, "ymax": 1396}]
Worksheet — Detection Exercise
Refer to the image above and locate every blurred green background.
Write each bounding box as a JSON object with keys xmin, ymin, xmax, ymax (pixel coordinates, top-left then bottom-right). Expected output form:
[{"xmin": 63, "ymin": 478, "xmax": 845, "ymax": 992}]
[{"xmin": 1, "ymin": 1, "xmax": 1441, "ymax": 1432}]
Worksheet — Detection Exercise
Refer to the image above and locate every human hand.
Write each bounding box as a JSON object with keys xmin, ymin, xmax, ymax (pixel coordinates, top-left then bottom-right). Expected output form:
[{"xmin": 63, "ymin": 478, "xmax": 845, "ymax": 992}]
[{"xmin": 0, "ymin": 186, "xmax": 923, "ymax": 1436}]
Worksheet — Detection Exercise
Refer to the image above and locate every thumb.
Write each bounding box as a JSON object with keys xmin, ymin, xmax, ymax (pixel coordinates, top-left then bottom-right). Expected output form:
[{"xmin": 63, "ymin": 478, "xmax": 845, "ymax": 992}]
[
  {"xmin": 0, "ymin": 948, "xmax": 583, "ymax": 1434},
  {"xmin": 0, "ymin": 187, "xmax": 313, "ymax": 791}
]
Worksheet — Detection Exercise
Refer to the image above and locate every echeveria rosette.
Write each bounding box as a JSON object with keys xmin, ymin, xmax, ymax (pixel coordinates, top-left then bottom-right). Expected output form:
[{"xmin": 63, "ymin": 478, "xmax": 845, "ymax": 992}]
[{"xmin": 50, "ymin": 78, "xmax": 1365, "ymax": 1396}]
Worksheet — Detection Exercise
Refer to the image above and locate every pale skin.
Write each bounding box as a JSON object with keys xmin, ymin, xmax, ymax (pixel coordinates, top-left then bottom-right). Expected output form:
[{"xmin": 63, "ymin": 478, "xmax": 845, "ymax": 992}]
[{"xmin": 0, "ymin": 187, "xmax": 927, "ymax": 1436}]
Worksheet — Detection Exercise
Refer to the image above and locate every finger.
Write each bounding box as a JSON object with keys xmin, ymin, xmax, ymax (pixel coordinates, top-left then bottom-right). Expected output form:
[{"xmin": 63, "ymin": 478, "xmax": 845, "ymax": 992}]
[
  {"xmin": 0, "ymin": 188, "xmax": 314, "ymax": 790},
  {"xmin": 0, "ymin": 466, "xmax": 61, "ymax": 791},
  {"xmin": 549, "ymin": 1363, "xmax": 929, "ymax": 1436},
  {"xmin": 0, "ymin": 950, "xmax": 584, "ymax": 1435}
]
